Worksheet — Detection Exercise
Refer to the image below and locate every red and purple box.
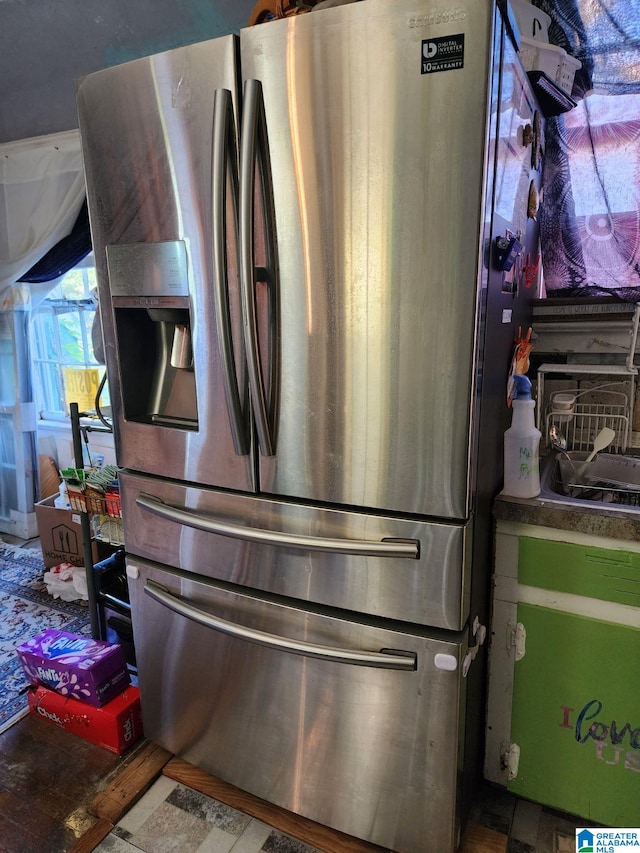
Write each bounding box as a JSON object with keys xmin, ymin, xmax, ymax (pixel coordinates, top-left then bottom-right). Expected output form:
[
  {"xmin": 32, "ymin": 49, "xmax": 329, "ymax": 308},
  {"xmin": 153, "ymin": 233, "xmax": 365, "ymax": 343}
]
[
  {"xmin": 16, "ymin": 629, "xmax": 130, "ymax": 707},
  {"xmin": 28, "ymin": 684, "xmax": 143, "ymax": 754}
]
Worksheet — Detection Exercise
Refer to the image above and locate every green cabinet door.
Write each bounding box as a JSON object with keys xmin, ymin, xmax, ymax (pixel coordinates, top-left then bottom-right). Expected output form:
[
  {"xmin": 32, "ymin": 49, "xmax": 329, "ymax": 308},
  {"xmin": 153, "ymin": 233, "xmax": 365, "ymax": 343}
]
[{"xmin": 508, "ymin": 603, "xmax": 640, "ymax": 826}]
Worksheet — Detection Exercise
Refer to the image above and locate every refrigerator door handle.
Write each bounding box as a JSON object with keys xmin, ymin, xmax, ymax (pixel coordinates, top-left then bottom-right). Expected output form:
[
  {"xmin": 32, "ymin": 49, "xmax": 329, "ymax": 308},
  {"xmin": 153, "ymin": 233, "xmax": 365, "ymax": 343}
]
[
  {"xmin": 239, "ymin": 77, "xmax": 278, "ymax": 457},
  {"xmin": 212, "ymin": 88, "xmax": 250, "ymax": 456},
  {"xmin": 144, "ymin": 579, "xmax": 417, "ymax": 670},
  {"xmin": 136, "ymin": 492, "xmax": 420, "ymax": 558}
]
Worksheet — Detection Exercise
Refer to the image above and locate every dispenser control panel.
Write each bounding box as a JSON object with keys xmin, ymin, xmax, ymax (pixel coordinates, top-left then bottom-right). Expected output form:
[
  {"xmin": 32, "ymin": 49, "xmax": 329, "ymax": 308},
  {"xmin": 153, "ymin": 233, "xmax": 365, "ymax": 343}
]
[{"xmin": 106, "ymin": 240, "xmax": 189, "ymax": 298}]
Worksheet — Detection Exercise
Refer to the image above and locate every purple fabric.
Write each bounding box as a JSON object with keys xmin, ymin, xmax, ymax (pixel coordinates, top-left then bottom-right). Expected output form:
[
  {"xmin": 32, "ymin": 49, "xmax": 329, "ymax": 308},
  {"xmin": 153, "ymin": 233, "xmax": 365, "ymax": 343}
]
[{"xmin": 532, "ymin": 1, "xmax": 640, "ymax": 299}]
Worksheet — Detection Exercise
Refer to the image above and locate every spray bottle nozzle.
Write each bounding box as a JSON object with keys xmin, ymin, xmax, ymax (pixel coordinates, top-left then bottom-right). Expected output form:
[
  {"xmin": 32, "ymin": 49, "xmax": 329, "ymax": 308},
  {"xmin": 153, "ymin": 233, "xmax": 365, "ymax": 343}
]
[{"xmin": 512, "ymin": 374, "xmax": 532, "ymax": 400}]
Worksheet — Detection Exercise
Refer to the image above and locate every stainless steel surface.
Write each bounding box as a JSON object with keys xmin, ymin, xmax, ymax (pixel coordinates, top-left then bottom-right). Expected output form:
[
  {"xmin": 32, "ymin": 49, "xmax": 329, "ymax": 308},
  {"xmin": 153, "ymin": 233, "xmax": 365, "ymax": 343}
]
[
  {"xmin": 77, "ymin": 36, "xmax": 254, "ymax": 491},
  {"xmin": 144, "ymin": 579, "xmax": 417, "ymax": 669},
  {"xmin": 212, "ymin": 88, "xmax": 250, "ymax": 457},
  {"xmin": 239, "ymin": 78, "xmax": 277, "ymax": 458},
  {"xmin": 242, "ymin": 0, "xmax": 495, "ymax": 517},
  {"xmin": 105, "ymin": 241, "xmax": 190, "ymax": 298},
  {"xmin": 121, "ymin": 469, "xmax": 471, "ymax": 630},
  {"xmin": 169, "ymin": 324, "xmax": 192, "ymax": 369},
  {"xmin": 129, "ymin": 556, "xmax": 467, "ymax": 853},
  {"xmin": 136, "ymin": 491, "xmax": 419, "ymax": 558}
]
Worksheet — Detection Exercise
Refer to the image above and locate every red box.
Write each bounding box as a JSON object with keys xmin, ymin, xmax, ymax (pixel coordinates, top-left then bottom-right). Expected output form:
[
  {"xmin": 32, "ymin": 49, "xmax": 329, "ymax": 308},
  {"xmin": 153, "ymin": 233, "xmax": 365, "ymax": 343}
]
[{"xmin": 28, "ymin": 684, "xmax": 143, "ymax": 754}]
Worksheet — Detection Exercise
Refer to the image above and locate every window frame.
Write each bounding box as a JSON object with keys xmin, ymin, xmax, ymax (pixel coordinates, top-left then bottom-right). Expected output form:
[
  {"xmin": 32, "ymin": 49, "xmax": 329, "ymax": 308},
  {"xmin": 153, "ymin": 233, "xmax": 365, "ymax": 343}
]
[{"xmin": 29, "ymin": 259, "xmax": 107, "ymax": 421}]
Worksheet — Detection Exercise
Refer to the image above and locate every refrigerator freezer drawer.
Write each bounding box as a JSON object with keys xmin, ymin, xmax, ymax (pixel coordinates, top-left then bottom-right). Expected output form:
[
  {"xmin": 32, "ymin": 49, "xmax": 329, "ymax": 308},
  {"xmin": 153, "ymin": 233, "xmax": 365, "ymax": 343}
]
[
  {"xmin": 121, "ymin": 470, "xmax": 472, "ymax": 631},
  {"xmin": 127, "ymin": 557, "xmax": 468, "ymax": 853}
]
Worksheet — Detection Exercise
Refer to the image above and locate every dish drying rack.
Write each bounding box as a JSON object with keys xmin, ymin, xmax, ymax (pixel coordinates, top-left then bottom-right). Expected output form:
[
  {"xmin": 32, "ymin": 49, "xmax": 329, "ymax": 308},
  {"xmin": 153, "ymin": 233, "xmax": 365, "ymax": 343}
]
[
  {"xmin": 536, "ymin": 305, "xmax": 640, "ymax": 454},
  {"xmin": 554, "ymin": 451, "xmax": 640, "ymax": 506}
]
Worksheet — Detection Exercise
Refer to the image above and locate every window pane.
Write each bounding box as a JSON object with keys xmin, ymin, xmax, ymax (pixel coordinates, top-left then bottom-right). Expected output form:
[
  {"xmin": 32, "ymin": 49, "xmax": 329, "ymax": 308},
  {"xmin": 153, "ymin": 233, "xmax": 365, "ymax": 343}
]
[
  {"xmin": 29, "ymin": 264, "xmax": 109, "ymax": 418},
  {"xmin": 0, "ymin": 413, "xmax": 18, "ymax": 520}
]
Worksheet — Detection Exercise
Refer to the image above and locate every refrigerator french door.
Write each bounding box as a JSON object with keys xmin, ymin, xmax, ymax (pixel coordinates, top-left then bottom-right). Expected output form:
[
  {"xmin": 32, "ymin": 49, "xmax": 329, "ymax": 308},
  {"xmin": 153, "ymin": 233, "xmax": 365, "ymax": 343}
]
[{"xmin": 77, "ymin": 35, "xmax": 254, "ymax": 492}]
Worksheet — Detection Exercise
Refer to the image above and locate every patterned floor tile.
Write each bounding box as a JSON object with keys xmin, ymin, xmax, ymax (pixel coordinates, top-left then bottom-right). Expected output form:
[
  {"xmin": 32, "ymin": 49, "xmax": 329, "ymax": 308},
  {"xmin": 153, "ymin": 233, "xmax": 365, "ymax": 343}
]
[
  {"xmin": 167, "ymin": 783, "xmax": 252, "ymax": 835},
  {"xmin": 261, "ymin": 829, "xmax": 321, "ymax": 853},
  {"xmin": 94, "ymin": 833, "xmax": 146, "ymax": 852},
  {"xmin": 95, "ymin": 773, "xmax": 594, "ymax": 853},
  {"xmin": 128, "ymin": 800, "xmax": 215, "ymax": 852},
  {"xmin": 227, "ymin": 819, "xmax": 274, "ymax": 853},
  {"xmin": 116, "ymin": 775, "xmax": 179, "ymax": 835},
  {"xmin": 193, "ymin": 823, "xmax": 240, "ymax": 853}
]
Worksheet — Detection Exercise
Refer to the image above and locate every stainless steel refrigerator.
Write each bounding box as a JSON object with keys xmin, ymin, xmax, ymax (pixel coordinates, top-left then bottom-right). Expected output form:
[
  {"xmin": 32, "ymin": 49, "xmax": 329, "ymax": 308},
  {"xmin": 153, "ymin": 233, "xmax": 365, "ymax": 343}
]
[{"xmin": 76, "ymin": 2, "xmax": 541, "ymax": 850}]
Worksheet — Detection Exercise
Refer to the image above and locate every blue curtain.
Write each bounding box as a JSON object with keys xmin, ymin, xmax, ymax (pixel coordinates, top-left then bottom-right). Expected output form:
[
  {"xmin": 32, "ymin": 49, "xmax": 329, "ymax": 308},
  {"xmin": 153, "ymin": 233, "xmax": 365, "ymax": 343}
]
[
  {"xmin": 534, "ymin": 0, "xmax": 640, "ymax": 299},
  {"xmin": 17, "ymin": 200, "xmax": 91, "ymax": 284}
]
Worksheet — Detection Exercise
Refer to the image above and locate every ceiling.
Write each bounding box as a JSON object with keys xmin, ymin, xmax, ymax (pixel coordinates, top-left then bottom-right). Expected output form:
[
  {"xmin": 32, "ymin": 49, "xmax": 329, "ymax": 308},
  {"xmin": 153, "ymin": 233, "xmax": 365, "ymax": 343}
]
[{"xmin": 0, "ymin": 0, "xmax": 255, "ymax": 144}]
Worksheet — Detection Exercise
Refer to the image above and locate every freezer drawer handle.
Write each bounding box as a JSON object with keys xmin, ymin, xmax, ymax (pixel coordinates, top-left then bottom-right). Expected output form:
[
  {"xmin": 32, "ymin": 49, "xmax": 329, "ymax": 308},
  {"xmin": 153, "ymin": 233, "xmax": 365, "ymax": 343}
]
[
  {"xmin": 136, "ymin": 493, "xmax": 419, "ymax": 558},
  {"xmin": 144, "ymin": 580, "xmax": 417, "ymax": 670}
]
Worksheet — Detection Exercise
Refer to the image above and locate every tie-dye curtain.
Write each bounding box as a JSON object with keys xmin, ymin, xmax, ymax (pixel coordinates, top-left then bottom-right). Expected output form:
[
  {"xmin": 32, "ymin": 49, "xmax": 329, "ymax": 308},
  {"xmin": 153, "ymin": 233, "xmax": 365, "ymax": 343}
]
[{"xmin": 533, "ymin": 0, "xmax": 640, "ymax": 299}]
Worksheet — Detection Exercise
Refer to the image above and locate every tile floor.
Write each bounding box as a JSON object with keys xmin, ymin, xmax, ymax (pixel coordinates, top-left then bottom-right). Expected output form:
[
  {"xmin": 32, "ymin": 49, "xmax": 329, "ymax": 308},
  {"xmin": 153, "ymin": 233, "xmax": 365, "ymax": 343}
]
[
  {"xmin": 94, "ymin": 776, "xmax": 322, "ymax": 853},
  {"xmin": 92, "ymin": 773, "xmax": 589, "ymax": 853},
  {"xmin": 467, "ymin": 782, "xmax": 594, "ymax": 853}
]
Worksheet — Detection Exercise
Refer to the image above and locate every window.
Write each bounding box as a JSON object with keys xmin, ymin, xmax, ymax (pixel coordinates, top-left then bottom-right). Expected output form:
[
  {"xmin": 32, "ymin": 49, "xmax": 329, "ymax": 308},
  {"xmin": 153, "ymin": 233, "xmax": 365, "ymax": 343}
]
[{"xmin": 29, "ymin": 258, "xmax": 109, "ymax": 420}]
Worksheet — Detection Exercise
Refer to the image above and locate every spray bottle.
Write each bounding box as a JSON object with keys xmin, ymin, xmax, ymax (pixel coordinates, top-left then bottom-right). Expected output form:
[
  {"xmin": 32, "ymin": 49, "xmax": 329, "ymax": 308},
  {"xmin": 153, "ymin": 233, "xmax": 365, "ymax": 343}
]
[{"xmin": 503, "ymin": 374, "xmax": 541, "ymax": 498}]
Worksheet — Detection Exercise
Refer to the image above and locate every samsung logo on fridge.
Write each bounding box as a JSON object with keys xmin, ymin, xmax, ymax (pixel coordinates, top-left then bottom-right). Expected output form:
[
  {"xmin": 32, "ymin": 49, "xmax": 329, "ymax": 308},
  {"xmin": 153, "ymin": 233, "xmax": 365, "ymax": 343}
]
[{"xmin": 408, "ymin": 8, "xmax": 467, "ymax": 28}]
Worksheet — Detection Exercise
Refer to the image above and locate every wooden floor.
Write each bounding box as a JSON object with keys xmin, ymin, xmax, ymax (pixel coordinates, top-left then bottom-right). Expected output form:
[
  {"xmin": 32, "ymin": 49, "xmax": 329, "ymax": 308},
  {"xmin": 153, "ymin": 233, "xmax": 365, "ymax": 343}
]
[
  {"xmin": 0, "ymin": 714, "xmax": 161, "ymax": 853},
  {"xmin": 0, "ymin": 713, "xmax": 118, "ymax": 851},
  {"xmin": 0, "ymin": 711, "xmax": 508, "ymax": 853}
]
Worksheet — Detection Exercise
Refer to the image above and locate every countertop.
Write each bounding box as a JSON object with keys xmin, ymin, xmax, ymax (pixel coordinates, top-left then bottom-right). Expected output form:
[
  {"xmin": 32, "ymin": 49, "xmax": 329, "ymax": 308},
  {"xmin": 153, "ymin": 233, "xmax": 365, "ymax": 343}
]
[
  {"xmin": 494, "ymin": 451, "xmax": 640, "ymax": 541},
  {"xmin": 494, "ymin": 490, "xmax": 640, "ymax": 541}
]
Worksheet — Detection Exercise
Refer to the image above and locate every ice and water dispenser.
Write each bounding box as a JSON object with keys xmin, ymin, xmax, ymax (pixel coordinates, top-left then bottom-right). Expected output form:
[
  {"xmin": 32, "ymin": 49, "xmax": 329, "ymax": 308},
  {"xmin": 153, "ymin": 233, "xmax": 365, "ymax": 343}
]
[{"xmin": 106, "ymin": 240, "xmax": 198, "ymax": 430}]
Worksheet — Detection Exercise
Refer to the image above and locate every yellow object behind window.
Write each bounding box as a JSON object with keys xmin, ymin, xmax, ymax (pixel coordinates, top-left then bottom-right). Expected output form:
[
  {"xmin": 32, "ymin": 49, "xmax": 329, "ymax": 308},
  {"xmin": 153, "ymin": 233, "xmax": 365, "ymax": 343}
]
[{"xmin": 63, "ymin": 367, "xmax": 102, "ymax": 413}]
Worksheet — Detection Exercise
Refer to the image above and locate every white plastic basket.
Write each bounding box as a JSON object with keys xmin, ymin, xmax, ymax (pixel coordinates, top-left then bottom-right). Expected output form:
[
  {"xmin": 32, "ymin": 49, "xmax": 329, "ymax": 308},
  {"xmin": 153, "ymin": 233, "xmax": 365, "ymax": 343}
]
[
  {"xmin": 557, "ymin": 52, "xmax": 581, "ymax": 94},
  {"xmin": 519, "ymin": 36, "xmax": 581, "ymax": 95},
  {"xmin": 510, "ymin": 0, "xmax": 551, "ymax": 42}
]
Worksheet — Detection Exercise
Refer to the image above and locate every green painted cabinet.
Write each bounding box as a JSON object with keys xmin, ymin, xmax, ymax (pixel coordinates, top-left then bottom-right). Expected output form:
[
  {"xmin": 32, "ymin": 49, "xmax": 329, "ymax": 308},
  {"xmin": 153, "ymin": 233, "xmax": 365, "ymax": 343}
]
[
  {"xmin": 509, "ymin": 603, "xmax": 640, "ymax": 824},
  {"xmin": 486, "ymin": 524, "xmax": 640, "ymax": 826}
]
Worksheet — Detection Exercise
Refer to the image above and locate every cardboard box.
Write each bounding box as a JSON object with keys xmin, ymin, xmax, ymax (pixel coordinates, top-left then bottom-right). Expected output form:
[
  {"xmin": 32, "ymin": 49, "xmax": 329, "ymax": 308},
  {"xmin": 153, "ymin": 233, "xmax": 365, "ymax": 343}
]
[
  {"xmin": 16, "ymin": 629, "xmax": 130, "ymax": 707},
  {"xmin": 35, "ymin": 495, "xmax": 97, "ymax": 569},
  {"xmin": 28, "ymin": 684, "xmax": 143, "ymax": 754}
]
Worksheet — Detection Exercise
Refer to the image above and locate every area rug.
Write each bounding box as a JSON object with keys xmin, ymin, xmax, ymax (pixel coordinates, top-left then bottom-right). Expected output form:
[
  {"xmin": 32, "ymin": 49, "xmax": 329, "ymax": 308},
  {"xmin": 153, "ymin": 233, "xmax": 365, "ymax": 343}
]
[{"xmin": 0, "ymin": 540, "xmax": 91, "ymax": 735}]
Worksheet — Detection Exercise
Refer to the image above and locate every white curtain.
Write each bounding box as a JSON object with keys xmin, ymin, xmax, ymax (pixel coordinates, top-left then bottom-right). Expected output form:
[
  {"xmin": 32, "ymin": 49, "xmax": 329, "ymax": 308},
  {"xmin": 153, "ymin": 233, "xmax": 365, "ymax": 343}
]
[
  {"xmin": 0, "ymin": 130, "xmax": 85, "ymax": 303},
  {"xmin": 0, "ymin": 130, "xmax": 85, "ymax": 534}
]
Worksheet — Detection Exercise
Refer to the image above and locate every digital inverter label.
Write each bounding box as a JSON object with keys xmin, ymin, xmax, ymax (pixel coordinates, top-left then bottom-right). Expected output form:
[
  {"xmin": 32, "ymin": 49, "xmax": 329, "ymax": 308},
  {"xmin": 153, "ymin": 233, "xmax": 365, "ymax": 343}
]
[{"xmin": 421, "ymin": 34, "xmax": 465, "ymax": 74}]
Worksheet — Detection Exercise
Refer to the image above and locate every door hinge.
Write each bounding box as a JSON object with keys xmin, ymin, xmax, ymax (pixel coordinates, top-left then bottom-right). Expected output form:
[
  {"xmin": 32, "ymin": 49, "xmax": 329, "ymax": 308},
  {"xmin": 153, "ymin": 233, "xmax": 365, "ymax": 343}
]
[
  {"xmin": 500, "ymin": 742, "xmax": 520, "ymax": 780},
  {"xmin": 509, "ymin": 622, "xmax": 526, "ymax": 661}
]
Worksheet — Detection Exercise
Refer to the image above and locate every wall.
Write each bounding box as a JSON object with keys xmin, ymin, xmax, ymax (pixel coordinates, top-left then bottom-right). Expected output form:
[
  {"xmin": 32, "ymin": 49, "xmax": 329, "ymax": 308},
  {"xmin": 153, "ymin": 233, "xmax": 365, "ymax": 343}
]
[{"xmin": 0, "ymin": 0, "xmax": 255, "ymax": 143}]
